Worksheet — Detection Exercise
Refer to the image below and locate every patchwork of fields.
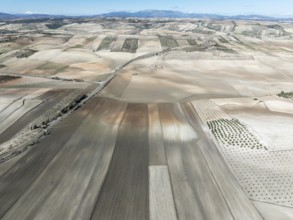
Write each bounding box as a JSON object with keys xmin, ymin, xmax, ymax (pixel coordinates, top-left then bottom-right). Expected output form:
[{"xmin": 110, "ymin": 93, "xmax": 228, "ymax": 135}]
[{"xmin": 1, "ymin": 17, "xmax": 293, "ymax": 219}]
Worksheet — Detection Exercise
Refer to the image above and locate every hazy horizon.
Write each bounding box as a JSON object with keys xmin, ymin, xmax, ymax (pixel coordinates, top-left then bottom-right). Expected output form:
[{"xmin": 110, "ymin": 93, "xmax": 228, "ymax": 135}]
[{"xmin": 1, "ymin": 0, "xmax": 293, "ymax": 17}]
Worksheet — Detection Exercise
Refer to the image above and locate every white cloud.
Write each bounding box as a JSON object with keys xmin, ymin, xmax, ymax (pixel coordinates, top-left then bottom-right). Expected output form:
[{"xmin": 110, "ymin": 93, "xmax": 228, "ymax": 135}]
[{"xmin": 24, "ymin": 11, "xmax": 39, "ymax": 14}]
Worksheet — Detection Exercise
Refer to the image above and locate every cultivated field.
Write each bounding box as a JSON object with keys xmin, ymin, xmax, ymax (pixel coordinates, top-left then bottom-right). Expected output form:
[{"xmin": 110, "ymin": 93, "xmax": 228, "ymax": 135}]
[{"xmin": 0, "ymin": 17, "xmax": 293, "ymax": 219}]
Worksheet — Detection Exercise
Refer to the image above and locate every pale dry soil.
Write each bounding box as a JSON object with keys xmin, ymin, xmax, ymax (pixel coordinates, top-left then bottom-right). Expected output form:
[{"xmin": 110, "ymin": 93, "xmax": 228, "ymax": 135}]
[{"xmin": 0, "ymin": 18, "xmax": 293, "ymax": 220}]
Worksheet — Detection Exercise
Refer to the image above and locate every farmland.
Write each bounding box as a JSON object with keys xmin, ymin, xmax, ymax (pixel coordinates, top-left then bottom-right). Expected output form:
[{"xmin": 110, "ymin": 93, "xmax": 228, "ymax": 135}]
[{"xmin": 0, "ymin": 17, "xmax": 293, "ymax": 220}]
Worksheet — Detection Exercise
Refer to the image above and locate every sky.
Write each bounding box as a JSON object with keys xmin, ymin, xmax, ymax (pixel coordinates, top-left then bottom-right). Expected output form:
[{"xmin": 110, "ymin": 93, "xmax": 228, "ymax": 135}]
[{"xmin": 1, "ymin": 0, "xmax": 293, "ymax": 17}]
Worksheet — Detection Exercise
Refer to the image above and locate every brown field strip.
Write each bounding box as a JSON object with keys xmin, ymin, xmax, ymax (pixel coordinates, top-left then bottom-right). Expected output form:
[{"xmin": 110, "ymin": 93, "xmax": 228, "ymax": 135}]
[
  {"xmin": 0, "ymin": 97, "xmax": 99, "ymax": 218},
  {"xmin": 0, "ymin": 89, "xmax": 72, "ymax": 144},
  {"xmin": 1, "ymin": 17, "xmax": 293, "ymax": 220},
  {"xmin": 90, "ymin": 103, "xmax": 149, "ymax": 220},
  {"xmin": 0, "ymin": 97, "xmax": 127, "ymax": 219},
  {"xmin": 148, "ymin": 103, "xmax": 166, "ymax": 165},
  {"xmin": 99, "ymin": 73, "xmax": 132, "ymax": 100},
  {"xmin": 182, "ymin": 102, "xmax": 263, "ymax": 220},
  {"xmin": 0, "ymin": 99, "xmax": 263, "ymax": 219},
  {"xmin": 158, "ymin": 103, "xmax": 234, "ymax": 220}
]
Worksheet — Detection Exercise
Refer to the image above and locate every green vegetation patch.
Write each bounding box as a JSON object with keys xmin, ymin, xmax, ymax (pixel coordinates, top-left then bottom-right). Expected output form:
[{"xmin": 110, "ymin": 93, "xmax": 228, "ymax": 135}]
[
  {"xmin": 70, "ymin": 37, "xmax": 96, "ymax": 50},
  {"xmin": 187, "ymin": 39, "xmax": 198, "ymax": 46},
  {"xmin": 218, "ymin": 36, "xmax": 229, "ymax": 43},
  {"xmin": 159, "ymin": 36, "xmax": 179, "ymax": 48},
  {"xmin": 278, "ymin": 91, "xmax": 293, "ymax": 99},
  {"xmin": 183, "ymin": 46, "xmax": 206, "ymax": 52},
  {"xmin": 215, "ymin": 45, "xmax": 237, "ymax": 54},
  {"xmin": 0, "ymin": 36, "xmax": 18, "ymax": 43},
  {"xmin": 46, "ymin": 23, "xmax": 66, "ymax": 30},
  {"xmin": 241, "ymin": 27, "xmax": 263, "ymax": 38},
  {"xmin": 97, "ymin": 36, "xmax": 117, "ymax": 51},
  {"xmin": 192, "ymin": 28, "xmax": 214, "ymax": 35},
  {"xmin": 206, "ymin": 23, "xmax": 222, "ymax": 31},
  {"xmin": 36, "ymin": 62, "xmax": 68, "ymax": 75},
  {"xmin": 266, "ymin": 24, "xmax": 283, "ymax": 30},
  {"xmin": 70, "ymin": 44, "xmax": 83, "ymax": 49},
  {"xmin": 207, "ymin": 118, "xmax": 267, "ymax": 150},
  {"xmin": 121, "ymin": 38, "xmax": 139, "ymax": 53},
  {"xmin": 16, "ymin": 49, "xmax": 38, "ymax": 58},
  {"xmin": 85, "ymin": 36, "xmax": 96, "ymax": 44},
  {"xmin": 0, "ymin": 75, "xmax": 21, "ymax": 84}
]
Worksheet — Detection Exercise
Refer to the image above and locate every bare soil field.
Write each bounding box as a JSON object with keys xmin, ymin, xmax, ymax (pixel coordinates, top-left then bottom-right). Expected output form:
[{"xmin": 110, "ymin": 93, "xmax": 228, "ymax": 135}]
[
  {"xmin": 0, "ymin": 17, "xmax": 293, "ymax": 219},
  {"xmin": 220, "ymin": 98, "xmax": 293, "ymax": 151},
  {"xmin": 0, "ymin": 89, "xmax": 72, "ymax": 144},
  {"xmin": 0, "ymin": 98, "xmax": 263, "ymax": 220},
  {"xmin": 194, "ymin": 97, "xmax": 293, "ymax": 210}
]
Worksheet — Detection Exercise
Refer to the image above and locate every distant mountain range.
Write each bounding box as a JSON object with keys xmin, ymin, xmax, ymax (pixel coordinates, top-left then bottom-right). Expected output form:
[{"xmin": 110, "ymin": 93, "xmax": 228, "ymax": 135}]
[
  {"xmin": 99, "ymin": 10, "xmax": 292, "ymax": 21},
  {"xmin": 0, "ymin": 10, "xmax": 292, "ymax": 21},
  {"xmin": 0, "ymin": 12, "xmax": 65, "ymax": 20},
  {"xmin": 0, "ymin": 12, "xmax": 17, "ymax": 19}
]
